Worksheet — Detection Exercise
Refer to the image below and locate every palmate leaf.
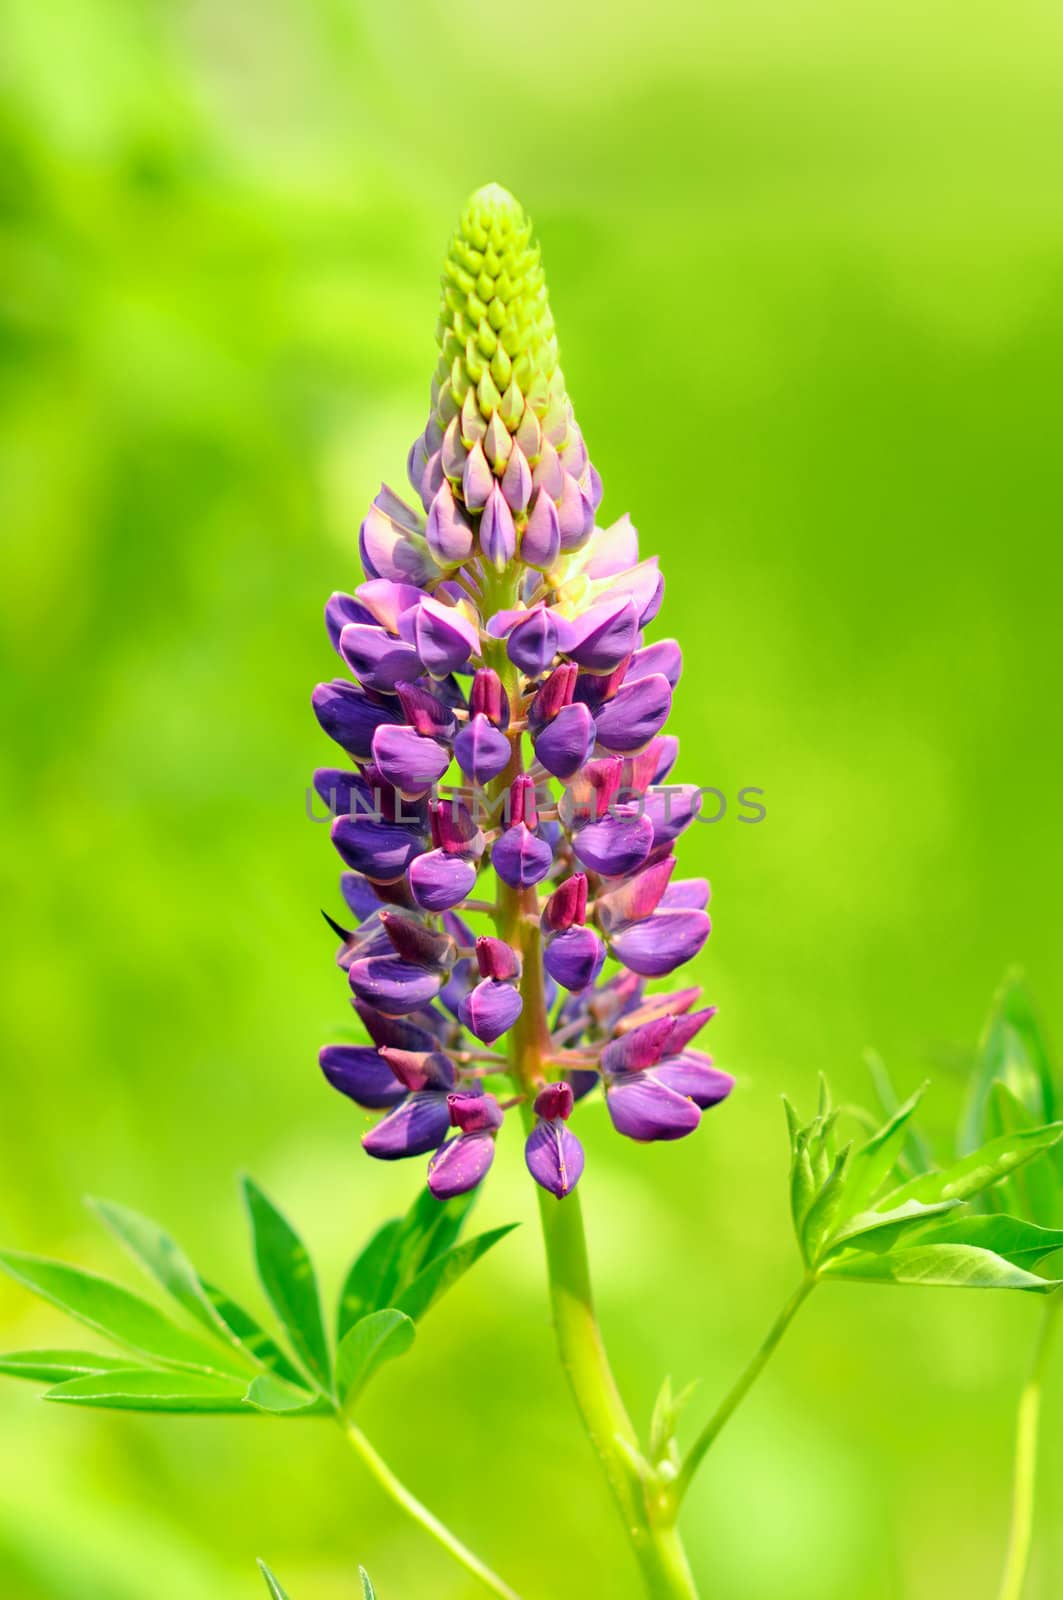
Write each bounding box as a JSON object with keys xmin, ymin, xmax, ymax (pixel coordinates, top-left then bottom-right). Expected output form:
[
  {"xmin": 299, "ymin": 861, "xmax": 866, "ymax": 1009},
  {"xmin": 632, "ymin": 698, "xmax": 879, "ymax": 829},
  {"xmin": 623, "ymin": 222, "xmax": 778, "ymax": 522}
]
[
  {"xmin": 872, "ymin": 1123, "xmax": 1063, "ymax": 1214},
  {"xmin": 0, "ymin": 1252, "xmax": 247, "ymax": 1376},
  {"xmin": 823, "ymin": 1242, "xmax": 1062, "ymax": 1293},
  {"xmin": 980, "ymin": 1082, "xmax": 1060, "ymax": 1225},
  {"xmin": 243, "ymin": 1373, "xmax": 325, "ymax": 1416},
  {"xmin": 0, "ymin": 1349, "xmax": 134, "ymax": 1383},
  {"xmin": 243, "ymin": 1179, "xmax": 331, "ymax": 1391},
  {"xmin": 865, "ymin": 1051, "xmax": 934, "ymax": 1177},
  {"xmin": 258, "ymin": 1560, "xmax": 293, "ymax": 1599},
  {"xmin": 44, "ymin": 1368, "xmax": 253, "ymax": 1411},
  {"xmin": 360, "ymin": 1568, "xmax": 377, "ymax": 1599},
  {"xmin": 960, "ymin": 970, "xmax": 1055, "ymax": 1155},
  {"xmin": 337, "ymin": 1187, "xmax": 486, "ymax": 1341},
  {"xmin": 393, "ymin": 1225, "xmax": 518, "ymax": 1323},
  {"xmin": 88, "ymin": 1198, "xmax": 305, "ymax": 1386},
  {"xmin": 840, "ymin": 1084, "xmax": 928, "ymax": 1219},
  {"xmin": 902, "ymin": 1213, "xmax": 1063, "ymax": 1270},
  {"xmin": 336, "ymin": 1310, "xmax": 416, "ymax": 1415}
]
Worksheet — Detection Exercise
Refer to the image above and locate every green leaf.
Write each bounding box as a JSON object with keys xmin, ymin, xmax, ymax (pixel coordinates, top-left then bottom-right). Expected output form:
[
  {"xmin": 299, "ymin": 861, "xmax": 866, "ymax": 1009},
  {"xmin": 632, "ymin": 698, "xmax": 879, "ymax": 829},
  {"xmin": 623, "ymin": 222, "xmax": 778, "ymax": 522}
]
[
  {"xmin": 243, "ymin": 1373, "xmax": 325, "ymax": 1416},
  {"xmin": 44, "ymin": 1368, "xmax": 251, "ymax": 1411},
  {"xmin": 865, "ymin": 1051, "xmax": 934, "ymax": 1176},
  {"xmin": 960, "ymin": 971, "xmax": 1055, "ymax": 1154},
  {"xmin": 335, "ymin": 1309, "xmax": 415, "ymax": 1413},
  {"xmin": 903, "ymin": 1213, "xmax": 1063, "ymax": 1270},
  {"xmin": 336, "ymin": 1188, "xmax": 479, "ymax": 1342},
  {"xmin": 258, "ymin": 1560, "xmax": 292, "ymax": 1599},
  {"xmin": 360, "ymin": 1569, "xmax": 376, "ymax": 1600},
  {"xmin": 982, "ymin": 1084, "xmax": 1060, "ymax": 1226},
  {"xmin": 242, "ymin": 1179, "xmax": 331, "ymax": 1391},
  {"xmin": 0, "ymin": 1252, "xmax": 242, "ymax": 1375},
  {"xmin": 823, "ymin": 1196, "xmax": 963, "ymax": 1257},
  {"xmin": 0, "ymin": 1349, "xmax": 134, "ymax": 1384},
  {"xmin": 823, "ymin": 1243, "xmax": 1061, "ymax": 1293},
  {"xmin": 394, "ymin": 1225, "xmax": 517, "ymax": 1323},
  {"xmin": 875, "ymin": 1124, "xmax": 1063, "ymax": 1213},
  {"xmin": 88, "ymin": 1198, "xmax": 303, "ymax": 1383},
  {"xmin": 801, "ymin": 1143, "xmax": 853, "ymax": 1263},
  {"xmin": 840, "ymin": 1084, "xmax": 929, "ymax": 1218},
  {"xmin": 337, "ymin": 1219, "xmax": 403, "ymax": 1344},
  {"xmin": 648, "ymin": 1374, "xmax": 698, "ymax": 1469}
]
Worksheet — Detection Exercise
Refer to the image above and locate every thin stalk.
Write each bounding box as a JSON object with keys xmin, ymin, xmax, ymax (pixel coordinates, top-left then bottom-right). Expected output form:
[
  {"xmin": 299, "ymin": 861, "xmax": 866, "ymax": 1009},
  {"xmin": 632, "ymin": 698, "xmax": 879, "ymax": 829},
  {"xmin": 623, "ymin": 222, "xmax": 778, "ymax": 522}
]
[
  {"xmin": 340, "ymin": 1417, "xmax": 524, "ymax": 1600},
  {"xmin": 671, "ymin": 1275, "xmax": 817, "ymax": 1508},
  {"xmin": 997, "ymin": 1294, "xmax": 1061, "ymax": 1600}
]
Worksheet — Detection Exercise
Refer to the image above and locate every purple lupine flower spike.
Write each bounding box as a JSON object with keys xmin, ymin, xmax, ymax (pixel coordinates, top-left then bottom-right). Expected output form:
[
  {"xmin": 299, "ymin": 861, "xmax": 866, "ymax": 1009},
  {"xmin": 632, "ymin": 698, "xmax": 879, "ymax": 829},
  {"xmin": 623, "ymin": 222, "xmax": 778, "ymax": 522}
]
[{"xmin": 312, "ymin": 183, "xmax": 731, "ymax": 1201}]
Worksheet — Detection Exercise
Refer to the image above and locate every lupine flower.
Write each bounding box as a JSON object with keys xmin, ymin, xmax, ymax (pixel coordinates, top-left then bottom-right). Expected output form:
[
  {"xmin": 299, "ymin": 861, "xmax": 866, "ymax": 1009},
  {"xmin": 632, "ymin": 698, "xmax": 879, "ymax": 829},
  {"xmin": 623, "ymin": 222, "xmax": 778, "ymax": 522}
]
[{"xmin": 313, "ymin": 183, "xmax": 732, "ymax": 1199}]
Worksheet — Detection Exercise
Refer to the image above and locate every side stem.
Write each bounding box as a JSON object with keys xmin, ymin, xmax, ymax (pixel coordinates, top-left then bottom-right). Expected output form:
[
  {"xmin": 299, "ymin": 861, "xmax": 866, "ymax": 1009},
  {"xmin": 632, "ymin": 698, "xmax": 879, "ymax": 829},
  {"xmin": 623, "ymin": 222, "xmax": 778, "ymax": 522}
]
[
  {"xmin": 671, "ymin": 1275, "xmax": 817, "ymax": 1508},
  {"xmin": 340, "ymin": 1417, "xmax": 525, "ymax": 1600},
  {"xmin": 996, "ymin": 1294, "xmax": 1061, "ymax": 1600}
]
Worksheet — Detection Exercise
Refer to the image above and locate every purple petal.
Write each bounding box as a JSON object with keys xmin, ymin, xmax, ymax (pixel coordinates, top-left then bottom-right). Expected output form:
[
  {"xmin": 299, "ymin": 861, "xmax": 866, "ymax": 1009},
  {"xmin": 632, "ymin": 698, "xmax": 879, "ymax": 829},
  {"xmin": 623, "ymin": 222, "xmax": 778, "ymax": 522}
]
[
  {"xmin": 656, "ymin": 1052, "xmax": 735, "ymax": 1109},
  {"xmin": 609, "ymin": 910, "xmax": 711, "ymax": 978},
  {"xmin": 533, "ymin": 702, "xmax": 596, "ymax": 780},
  {"xmin": 507, "ymin": 607, "xmax": 565, "ymax": 677},
  {"xmin": 601, "ymin": 559, "xmax": 663, "ymax": 627},
  {"xmin": 353, "ymin": 999, "xmax": 441, "ymax": 1053},
  {"xmin": 371, "ymin": 724, "xmax": 450, "ymax": 799},
  {"xmin": 625, "ymin": 640, "xmax": 682, "ymax": 689},
  {"xmin": 454, "ymin": 714, "xmax": 512, "ymax": 783},
  {"xmin": 661, "ymin": 878, "xmax": 711, "ymax": 911},
  {"xmin": 331, "ymin": 816, "xmax": 424, "ymax": 882},
  {"xmin": 594, "ymin": 674, "xmax": 672, "ymax": 755},
  {"xmin": 339, "ymin": 624, "xmax": 422, "ymax": 693},
  {"xmin": 359, "ymin": 504, "xmax": 440, "ymax": 586},
  {"xmin": 521, "ymin": 491, "xmax": 562, "ymax": 569},
  {"xmin": 606, "ymin": 1073, "xmax": 702, "ymax": 1142},
  {"xmin": 557, "ymin": 472, "xmax": 595, "ymax": 550},
  {"xmin": 458, "ymin": 977, "xmax": 524, "ymax": 1044},
  {"xmin": 379, "ymin": 1047, "xmax": 455, "ymax": 1093},
  {"xmin": 312, "ymin": 680, "xmax": 401, "ymax": 761},
  {"xmin": 492, "ymin": 824, "xmax": 555, "ymax": 888},
  {"xmin": 319, "ymin": 1045, "xmax": 405, "ymax": 1110},
  {"xmin": 425, "ymin": 482, "xmax": 475, "ymax": 566},
  {"xmin": 348, "ymin": 955, "xmax": 445, "ymax": 1015},
  {"xmin": 525, "ymin": 1120, "xmax": 585, "ymax": 1197},
  {"xmin": 571, "ymin": 812, "xmax": 654, "ymax": 877},
  {"xmin": 501, "ymin": 444, "xmax": 533, "ymax": 512},
  {"xmin": 325, "ymin": 592, "xmax": 374, "ymax": 653},
  {"xmin": 402, "ymin": 597, "xmax": 480, "ymax": 677},
  {"xmin": 544, "ymin": 926, "xmax": 606, "ymax": 992},
  {"xmin": 408, "ymin": 849, "xmax": 479, "ymax": 912},
  {"xmin": 363, "ymin": 1091, "xmax": 451, "ymax": 1159},
  {"xmin": 480, "ymin": 486, "xmax": 517, "ymax": 571},
  {"xmin": 565, "ymin": 597, "xmax": 640, "ymax": 672},
  {"xmin": 340, "ymin": 871, "xmax": 382, "ymax": 922},
  {"xmin": 643, "ymin": 785, "xmax": 702, "ymax": 847},
  {"xmin": 355, "ymin": 579, "xmax": 425, "ymax": 632},
  {"xmin": 427, "ymin": 1130, "xmax": 496, "ymax": 1198},
  {"xmin": 313, "ymin": 767, "xmax": 373, "ymax": 820},
  {"xmin": 462, "ymin": 440, "xmax": 494, "ymax": 510}
]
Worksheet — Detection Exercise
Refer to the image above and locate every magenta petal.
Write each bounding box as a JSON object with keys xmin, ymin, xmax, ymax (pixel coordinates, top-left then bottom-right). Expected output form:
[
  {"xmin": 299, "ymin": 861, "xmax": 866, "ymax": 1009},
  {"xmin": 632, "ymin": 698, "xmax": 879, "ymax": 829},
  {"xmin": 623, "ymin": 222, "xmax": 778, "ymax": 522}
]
[
  {"xmin": 596, "ymin": 858, "xmax": 676, "ymax": 932},
  {"xmin": 525, "ymin": 1120, "xmax": 585, "ymax": 1197},
  {"xmin": 427, "ymin": 1130, "xmax": 496, "ymax": 1198},
  {"xmin": 363, "ymin": 1091, "xmax": 451, "ymax": 1159},
  {"xmin": 606, "ymin": 1073, "xmax": 702, "ymax": 1142},
  {"xmin": 319, "ymin": 1045, "xmax": 405, "ymax": 1110},
  {"xmin": 594, "ymin": 674, "xmax": 672, "ymax": 754},
  {"xmin": 408, "ymin": 849, "xmax": 479, "ymax": 912},
  {"xmin": 609, "ymin": 910, "xmax": 711, "ymax": 978},
  {"xmin": 458, "ymin": 977, "xmax": 523, "ymax": 1044}
]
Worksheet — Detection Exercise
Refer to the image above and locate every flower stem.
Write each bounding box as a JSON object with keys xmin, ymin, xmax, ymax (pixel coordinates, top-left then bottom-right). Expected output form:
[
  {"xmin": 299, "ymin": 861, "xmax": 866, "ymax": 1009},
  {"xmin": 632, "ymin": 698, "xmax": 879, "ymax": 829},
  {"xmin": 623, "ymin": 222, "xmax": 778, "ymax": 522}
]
[
  {"xmin": 339, "ymin": 1416, "xmax": 525, "ymax": 1600},
  {"xmin": 996, "ymin": 1294, "xmax": 1061, "ymax": 1600},
  {"xmin": 671, "ymin": 1275, "xmax": 817, "ymax": 1508}
]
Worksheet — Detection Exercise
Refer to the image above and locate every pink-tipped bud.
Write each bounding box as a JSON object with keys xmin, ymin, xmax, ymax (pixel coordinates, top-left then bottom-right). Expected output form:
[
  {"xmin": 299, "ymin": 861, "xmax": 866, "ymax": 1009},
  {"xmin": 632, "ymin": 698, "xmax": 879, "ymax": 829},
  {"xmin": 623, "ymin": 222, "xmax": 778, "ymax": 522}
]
[
  {"xmin": 508, "ymin": 773, "xmax": 538, "ymax": 829},
  {"xmin": 534, "ymin": 1081, "xmax": 574, "ymax": 1122},
  {"xmin": 470, "ymin": 666, "xmax": 508, "ymax": 729},
  {"xmin": 447, "ymin": 1091, "xmax": 504, "ymax": 1134},
  {"xmin": 542, "ymin": 873, "xmax": 588, "ymax": 933},
  {"xmin": 530, "ymin": 661, "xmax": 578, "ymax": 726},
  {"xmin": 475, "ymin": 935, "xmax": 522, "ymax": 981}
]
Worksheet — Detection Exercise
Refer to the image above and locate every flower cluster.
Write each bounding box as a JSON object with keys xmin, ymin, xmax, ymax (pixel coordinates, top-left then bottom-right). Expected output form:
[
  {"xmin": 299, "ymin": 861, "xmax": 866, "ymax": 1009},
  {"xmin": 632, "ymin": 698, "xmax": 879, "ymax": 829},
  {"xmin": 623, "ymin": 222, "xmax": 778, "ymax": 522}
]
[{"xmin": 313, "ymin": 185, "xmax": 733, "ymax": 1201}]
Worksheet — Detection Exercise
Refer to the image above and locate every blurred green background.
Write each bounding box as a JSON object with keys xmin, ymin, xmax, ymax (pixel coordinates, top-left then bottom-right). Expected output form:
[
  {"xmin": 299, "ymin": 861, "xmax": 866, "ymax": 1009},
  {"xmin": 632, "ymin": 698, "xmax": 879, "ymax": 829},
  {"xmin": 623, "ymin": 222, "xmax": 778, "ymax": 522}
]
[{"xmin": 2, "ymin": 0, "xmax": 1062, "ymax": 1595}]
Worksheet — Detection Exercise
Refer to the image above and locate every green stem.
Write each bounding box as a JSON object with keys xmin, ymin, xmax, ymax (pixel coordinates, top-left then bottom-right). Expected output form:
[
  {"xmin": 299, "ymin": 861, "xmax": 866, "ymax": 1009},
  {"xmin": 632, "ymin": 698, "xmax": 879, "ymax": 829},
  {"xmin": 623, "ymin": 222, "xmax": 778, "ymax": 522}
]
[
  {"xmin": 997, "ymin": 1294, "xmax": 1061, "ymax": 1600},
  {"xmin": 340, "ymin": 1417, "xmax": 525, "ymax": 1600},
  {"xmin": 671, "ymin": 1275, "xmax": 817, "ymax": 1508}
]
